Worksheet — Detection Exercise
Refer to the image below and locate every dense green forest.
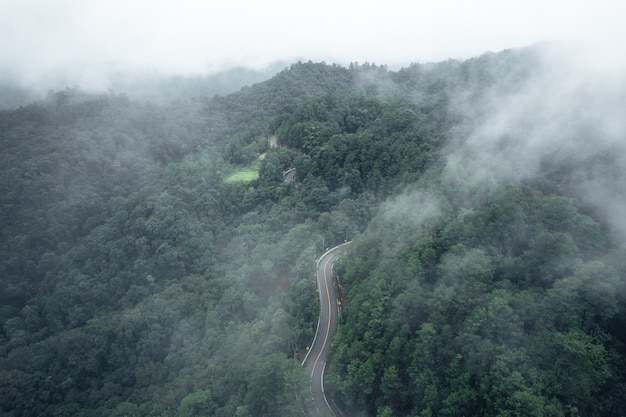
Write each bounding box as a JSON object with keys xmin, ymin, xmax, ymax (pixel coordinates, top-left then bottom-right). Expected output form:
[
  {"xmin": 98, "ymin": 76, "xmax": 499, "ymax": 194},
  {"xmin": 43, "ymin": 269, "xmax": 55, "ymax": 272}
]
[{"xmin": 1, "ymin": 45, "xmax": 625, "ymax": 417}]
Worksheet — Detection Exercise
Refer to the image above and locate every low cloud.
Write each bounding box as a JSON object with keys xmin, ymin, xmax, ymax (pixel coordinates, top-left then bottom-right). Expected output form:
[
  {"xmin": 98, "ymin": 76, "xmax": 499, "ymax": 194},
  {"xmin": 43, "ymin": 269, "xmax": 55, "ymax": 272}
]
[
  {"xmin": 444, "ymin": 42, "xmax": 626, "ymax": 240},
  {"xmin": 2, "ymin": 1, "xmax": 625, "ymax": 90}
]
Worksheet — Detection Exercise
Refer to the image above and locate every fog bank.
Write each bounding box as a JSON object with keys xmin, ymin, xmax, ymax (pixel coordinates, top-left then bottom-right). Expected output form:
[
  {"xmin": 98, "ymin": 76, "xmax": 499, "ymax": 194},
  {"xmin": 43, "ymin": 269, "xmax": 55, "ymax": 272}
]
[{"xmin": 445, "ymin": 42, "xmax": 626, "ymax": 241}]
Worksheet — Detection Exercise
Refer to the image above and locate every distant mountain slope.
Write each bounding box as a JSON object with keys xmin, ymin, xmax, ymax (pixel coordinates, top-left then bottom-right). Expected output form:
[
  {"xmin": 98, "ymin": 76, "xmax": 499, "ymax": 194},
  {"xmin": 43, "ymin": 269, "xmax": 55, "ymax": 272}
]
[{"xmin": 0, "ymin": 63, "xmax": 285, "ymax": 110}]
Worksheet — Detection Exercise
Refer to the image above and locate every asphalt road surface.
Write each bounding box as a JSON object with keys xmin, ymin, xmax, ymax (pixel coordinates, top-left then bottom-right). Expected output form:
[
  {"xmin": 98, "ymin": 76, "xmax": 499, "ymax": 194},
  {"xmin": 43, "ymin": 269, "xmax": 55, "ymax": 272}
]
[{"xmin": 302, "ymin": 243, "xmax": 349, "ymax": 416}]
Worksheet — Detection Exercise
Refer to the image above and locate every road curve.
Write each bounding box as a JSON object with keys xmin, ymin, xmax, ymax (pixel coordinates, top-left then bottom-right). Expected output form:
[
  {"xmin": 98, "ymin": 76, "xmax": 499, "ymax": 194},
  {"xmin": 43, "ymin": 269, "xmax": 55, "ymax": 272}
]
[{"xmin": 302, "ymin": 242, "xmax": 350, "ymax": 416}]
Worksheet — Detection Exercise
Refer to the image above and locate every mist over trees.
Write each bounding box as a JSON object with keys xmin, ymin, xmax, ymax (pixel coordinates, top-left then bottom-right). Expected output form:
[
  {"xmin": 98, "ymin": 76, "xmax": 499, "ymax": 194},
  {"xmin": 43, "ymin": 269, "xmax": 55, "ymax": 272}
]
[
  {"xmin": 1, "ymin": 44, "xmax": 625, "ymax": 417},
  {"xmin": 0, "ymin": 63, "xmax": 286, "ymax": 110}
]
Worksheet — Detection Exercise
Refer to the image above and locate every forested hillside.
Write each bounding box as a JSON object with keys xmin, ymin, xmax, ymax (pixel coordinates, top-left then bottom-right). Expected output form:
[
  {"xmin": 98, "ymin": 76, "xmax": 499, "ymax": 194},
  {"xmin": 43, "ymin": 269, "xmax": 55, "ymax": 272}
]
[{"xmin": 1, "ymin": 45, "xmax": 625, "ymax": 417}]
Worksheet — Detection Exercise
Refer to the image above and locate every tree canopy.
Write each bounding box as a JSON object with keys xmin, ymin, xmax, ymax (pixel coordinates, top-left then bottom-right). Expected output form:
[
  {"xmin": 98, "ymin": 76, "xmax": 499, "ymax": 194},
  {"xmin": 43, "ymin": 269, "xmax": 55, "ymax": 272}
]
[{"xmin": 1, "ymin": 46, "xmax": 625, "ymax": 417}]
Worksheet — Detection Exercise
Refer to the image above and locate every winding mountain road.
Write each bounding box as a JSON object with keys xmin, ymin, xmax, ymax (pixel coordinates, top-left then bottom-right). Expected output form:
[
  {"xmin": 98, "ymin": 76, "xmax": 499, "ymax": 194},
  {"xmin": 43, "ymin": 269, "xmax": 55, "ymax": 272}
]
[{"xmin": 302, "ymin": 242, "xmax": 350, "ymax": 416}]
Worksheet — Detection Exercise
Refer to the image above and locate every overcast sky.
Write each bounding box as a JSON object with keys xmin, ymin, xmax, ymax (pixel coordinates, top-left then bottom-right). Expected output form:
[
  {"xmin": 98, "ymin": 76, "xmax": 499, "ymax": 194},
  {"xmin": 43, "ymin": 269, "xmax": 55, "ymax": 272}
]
[{"xmin": 1, "ymin": 0, "xmax": 625, "ymax": 86}]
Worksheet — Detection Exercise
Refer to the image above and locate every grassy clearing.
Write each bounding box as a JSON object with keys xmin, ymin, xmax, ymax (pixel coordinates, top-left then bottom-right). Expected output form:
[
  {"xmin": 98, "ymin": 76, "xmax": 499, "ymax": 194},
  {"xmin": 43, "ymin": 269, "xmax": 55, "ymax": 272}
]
[
  {"xmin": 223, "ymin": 153, "xmax": 265, "ymax": 183},
  {"xmin": 224, "ymin": 168, "xmax": 259, "ymax": 183}
]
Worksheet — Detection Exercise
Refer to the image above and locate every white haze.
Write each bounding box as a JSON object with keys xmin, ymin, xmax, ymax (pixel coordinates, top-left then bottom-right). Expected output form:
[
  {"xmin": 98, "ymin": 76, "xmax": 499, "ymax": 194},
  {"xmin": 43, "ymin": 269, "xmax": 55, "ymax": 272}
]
[
  {"xmin": 444, "ymin": 42, "xmax": 626, "ymax": 241},
  {"xmin": 1, "ymin": 0, "xmax": 625, "ymax": 90}
]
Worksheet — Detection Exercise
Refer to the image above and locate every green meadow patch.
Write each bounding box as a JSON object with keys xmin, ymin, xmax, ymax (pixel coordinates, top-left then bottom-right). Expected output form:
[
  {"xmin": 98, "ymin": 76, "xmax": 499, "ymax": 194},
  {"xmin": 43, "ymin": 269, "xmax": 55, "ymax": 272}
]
[
  {"xmin": 224, "ymin": 168, "xmax": 259, "ymax": 183},
  {"xmin": 224, "ymin": 153, "xmax": 265, "ymax": 183}
]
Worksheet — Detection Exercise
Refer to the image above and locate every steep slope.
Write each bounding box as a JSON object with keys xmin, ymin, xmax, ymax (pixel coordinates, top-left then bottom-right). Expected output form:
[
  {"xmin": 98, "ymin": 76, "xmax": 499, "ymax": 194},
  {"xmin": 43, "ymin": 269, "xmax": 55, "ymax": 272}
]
[{"xmin": 325, "ymin": 45, "xmax": 626, "ymax": 417}]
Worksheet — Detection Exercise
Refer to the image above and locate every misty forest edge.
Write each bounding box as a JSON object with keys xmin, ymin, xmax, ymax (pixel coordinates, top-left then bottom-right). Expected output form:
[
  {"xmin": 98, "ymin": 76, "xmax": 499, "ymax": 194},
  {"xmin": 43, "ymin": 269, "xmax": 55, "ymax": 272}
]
[{"xmin": 2, "ymin": 45, "xmax": 626, "ymax": 417}]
